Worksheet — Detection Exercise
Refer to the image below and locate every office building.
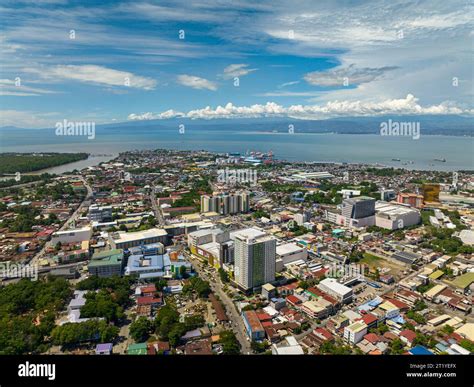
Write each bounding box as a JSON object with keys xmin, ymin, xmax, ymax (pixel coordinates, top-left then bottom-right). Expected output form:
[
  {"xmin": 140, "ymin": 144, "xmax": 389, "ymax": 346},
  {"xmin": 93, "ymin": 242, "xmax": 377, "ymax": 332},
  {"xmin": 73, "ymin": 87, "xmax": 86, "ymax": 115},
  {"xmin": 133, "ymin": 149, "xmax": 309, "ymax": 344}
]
[
  {"xmin": 294, "ymin": 212, "xmax": 310, "ymax": 226},
  {"xmin": 88, "ymin": 204, "xmax": 112, "ymax": 223},
  {"xmin": 341, "ymin": 196, "xmax": 375, "ymax": 228},
  {"xmin": 233, "ymin": 228, "xmax": 276, "ymax": 290},
  {"xmin": 188, "ymin": 228, "xmax": 234, "ymax": 267},
  {"xmin": 342, "ymin": 196, "xmax": 375, "ymax": 219},
  {"xmin": 380, "ymin": 189, "xmax": 396, "ymax": 201}
]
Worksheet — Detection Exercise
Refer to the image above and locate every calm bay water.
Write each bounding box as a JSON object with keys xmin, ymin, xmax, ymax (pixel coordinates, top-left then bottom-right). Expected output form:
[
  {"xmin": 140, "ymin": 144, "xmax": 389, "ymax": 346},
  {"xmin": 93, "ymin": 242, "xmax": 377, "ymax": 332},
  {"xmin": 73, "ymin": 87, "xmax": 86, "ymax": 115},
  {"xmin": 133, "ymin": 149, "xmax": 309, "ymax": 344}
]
[{"xmin": 1, "ymin": 127, "xmax": 473, "ymax": 172}]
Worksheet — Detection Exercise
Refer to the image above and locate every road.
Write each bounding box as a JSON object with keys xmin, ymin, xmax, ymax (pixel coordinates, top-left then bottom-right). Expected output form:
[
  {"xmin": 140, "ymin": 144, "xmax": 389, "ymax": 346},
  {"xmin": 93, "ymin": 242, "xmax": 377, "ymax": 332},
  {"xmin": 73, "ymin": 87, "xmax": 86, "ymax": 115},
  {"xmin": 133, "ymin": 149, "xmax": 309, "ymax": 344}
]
[
  {"xmin": 185, "ymin": 251, "xmax": 252, "ymax": 354},
  {"xmin": 149, "ymin": 187, "xmax": 165, "ymax": 226}
]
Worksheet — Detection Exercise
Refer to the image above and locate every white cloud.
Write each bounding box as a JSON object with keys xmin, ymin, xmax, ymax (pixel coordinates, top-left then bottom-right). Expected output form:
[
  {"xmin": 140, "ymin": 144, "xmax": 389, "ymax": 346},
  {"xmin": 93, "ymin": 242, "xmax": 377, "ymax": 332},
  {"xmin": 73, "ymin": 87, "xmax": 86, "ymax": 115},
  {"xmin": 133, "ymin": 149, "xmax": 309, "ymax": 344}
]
[
  {"xmin": 221, "ymin": 64, "xmax": 257, "ymax": 79},
  {"xmin": 304, "ymin": 65, "xmax": 398, "ymax": 87},
  {"xmin": 128, "ymin": 109, "xmax": 185, "ymax": 121},
  {"xmin": 277, "ymin": 81, "xmax": 300, "ymax": 88},
  {"xmin": 176, "ymin": 74, "xmax": 217, "ymax": 91},
  {"xmin": 0, "ymin": 110, "xmax": 60, "ymax": 128},
  {"xmin": 128, "ymin": 94, "xmax": 472, "ymax": 121},
  {"xmin": 0, "ymin": 79, "xmax": 58, "ymax": 96},
  {"xmin": 28, "ymin": 65, "xmax": 157, "ymax": 90}
]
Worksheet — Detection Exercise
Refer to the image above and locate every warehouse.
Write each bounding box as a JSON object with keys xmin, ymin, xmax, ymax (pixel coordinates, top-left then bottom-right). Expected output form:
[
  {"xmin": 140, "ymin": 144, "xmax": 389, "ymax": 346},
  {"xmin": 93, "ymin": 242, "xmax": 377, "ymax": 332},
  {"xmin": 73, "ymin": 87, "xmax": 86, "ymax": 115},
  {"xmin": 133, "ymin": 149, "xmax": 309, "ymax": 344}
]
[{"xmin": 375, "ymin": 202, "xmax": 421, "ymax": 230}]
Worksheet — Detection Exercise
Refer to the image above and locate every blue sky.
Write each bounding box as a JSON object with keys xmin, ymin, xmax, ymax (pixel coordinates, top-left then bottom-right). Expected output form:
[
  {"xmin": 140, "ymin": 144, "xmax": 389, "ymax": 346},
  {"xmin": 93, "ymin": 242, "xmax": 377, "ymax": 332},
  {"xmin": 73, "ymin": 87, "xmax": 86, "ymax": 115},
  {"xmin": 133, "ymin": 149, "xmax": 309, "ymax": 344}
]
[{"xmin": 0, "ymin": 0, "xmax": 472, "ymax": 127}]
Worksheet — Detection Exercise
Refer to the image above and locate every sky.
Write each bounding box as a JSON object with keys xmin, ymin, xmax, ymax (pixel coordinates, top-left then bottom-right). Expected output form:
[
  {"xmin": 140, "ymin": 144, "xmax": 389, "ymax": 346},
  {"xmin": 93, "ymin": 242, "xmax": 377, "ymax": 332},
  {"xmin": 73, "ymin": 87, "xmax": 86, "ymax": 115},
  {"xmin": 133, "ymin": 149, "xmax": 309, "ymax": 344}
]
[{"xmin": 0, "ymin": 0, "xmax": 473, "ymax": 128}]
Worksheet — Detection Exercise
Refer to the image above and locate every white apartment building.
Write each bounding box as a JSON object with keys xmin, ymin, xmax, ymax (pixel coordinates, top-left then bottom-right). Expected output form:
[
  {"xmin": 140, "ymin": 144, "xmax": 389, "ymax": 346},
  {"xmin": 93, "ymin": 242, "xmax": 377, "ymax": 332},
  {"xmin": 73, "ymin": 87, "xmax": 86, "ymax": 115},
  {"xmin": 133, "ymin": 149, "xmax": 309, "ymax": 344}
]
[{"xmin": 344, "ymin": 321, "xmax": 368, "ymax": 344}]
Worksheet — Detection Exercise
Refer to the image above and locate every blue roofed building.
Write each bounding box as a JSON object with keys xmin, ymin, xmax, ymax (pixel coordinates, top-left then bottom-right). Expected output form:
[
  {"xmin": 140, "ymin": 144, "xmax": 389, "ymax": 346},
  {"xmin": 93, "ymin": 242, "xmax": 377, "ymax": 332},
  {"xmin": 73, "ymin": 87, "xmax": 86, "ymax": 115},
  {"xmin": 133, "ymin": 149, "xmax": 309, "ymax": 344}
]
[
  {"xmin": 125, "ymin": 248, "xmax": 191, "ymax": 279},
  {"xmin": 408, "ymin": 345, "xmax": 434, "ymax": 355}
]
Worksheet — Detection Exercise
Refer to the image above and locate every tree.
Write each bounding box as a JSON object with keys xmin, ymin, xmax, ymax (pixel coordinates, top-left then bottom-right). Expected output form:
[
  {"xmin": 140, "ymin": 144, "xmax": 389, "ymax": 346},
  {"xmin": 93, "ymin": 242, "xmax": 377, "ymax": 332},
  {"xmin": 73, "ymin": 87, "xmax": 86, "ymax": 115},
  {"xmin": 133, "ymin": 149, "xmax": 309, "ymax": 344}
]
[
  {"xmin": 459, "ymin": 339, "xmax": 474, "ymax": 352},
  {"xmin": 130, "ymin": 317, "xmax": 152, "ymax": 342},
  {"xmin": 168, "ymin": 323, "xmax": 186, "ymax": 347},
  {"xmin": 413, "ymin": 299, "xmax": 427, "ymax": 312},
  {"xmin": 0, "ymin": 276, "xmax": 72, "ymax": 354},
  {"xmin": 298, "ymin": 280, "xmax": 309, "ymax": 290},
  {"xmin": 51, "ymin": 320, "xmax": 118, "ymax": 346},
  {"xmin": 182, "ymin": 277, "xmax": 211, "ymax": 298},
  {"xmin": 154, "ymin": 279, "xmax": 168, "ymax": 291},
  {"xmin": 79, "ymin": 290, "xmax": 124, "ymax": 323},
  {"xmin": 179, "ymin": 265, "xmax": 188, "ymax": 279},
  {"xmin": 218, "ymin": 268, "xmax": 229, "ymax": 283},
  {"xmin": 406, "ymin": 310, "xmax": 426, "ymax": 324},
  {"xmin": 349, "ymin": 250, "xmax": 364, "ymax": 263},
  {"xmin": 441, "ymin": 325, "xmax": 454, "ymax": 335},
  {"xmin": 251, "ymin": 340, "xmax": 269, "ymax": 353},
  {"xmin": 220, "ymin": 330, "xmax": 240, "ymax": 354},
  {"xmin": 374, "ymin": 268, "xmax": 380, "ymax": 281},
  {"xmin": 183, "ymin": 315, "xmax": 205, "ymax": 331},
  {"xmin": 154, "ymin": 305, "xmax": 180, "ymax": 340},
  {"xmin": 389, "ymin": 339, "xmax": 405, "ymax": 354}
]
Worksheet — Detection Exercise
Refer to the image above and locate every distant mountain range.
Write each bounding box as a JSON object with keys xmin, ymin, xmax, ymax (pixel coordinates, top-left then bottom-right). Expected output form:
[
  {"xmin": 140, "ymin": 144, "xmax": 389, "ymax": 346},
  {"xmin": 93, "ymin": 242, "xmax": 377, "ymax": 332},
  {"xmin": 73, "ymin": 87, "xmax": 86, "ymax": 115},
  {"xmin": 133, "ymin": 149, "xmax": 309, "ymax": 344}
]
[{"xmin": 1, "ymin": 115, "xmax": 473, "ymax": 136}]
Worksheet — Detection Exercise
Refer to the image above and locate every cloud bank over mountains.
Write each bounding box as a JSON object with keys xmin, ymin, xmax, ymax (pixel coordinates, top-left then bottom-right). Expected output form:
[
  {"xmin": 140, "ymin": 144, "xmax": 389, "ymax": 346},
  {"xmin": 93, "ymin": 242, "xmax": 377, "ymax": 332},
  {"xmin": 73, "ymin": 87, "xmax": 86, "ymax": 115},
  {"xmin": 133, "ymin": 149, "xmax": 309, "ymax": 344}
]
[{"xmin": 128, "ymin": 94, "xmax": 471, "ymax": 121}]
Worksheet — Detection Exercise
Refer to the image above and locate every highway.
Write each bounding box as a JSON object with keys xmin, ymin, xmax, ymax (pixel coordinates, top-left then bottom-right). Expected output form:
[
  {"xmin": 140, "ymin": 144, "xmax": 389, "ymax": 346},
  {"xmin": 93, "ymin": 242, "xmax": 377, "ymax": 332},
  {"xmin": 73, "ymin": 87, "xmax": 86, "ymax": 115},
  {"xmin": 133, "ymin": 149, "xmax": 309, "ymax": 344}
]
[
  {"xmin": 185, "ymin": 251, "xmax": 252, "ymax": 354},
  {"xmin": 149, "ymin": 187, "xmax": 165, "ymax": 226}
]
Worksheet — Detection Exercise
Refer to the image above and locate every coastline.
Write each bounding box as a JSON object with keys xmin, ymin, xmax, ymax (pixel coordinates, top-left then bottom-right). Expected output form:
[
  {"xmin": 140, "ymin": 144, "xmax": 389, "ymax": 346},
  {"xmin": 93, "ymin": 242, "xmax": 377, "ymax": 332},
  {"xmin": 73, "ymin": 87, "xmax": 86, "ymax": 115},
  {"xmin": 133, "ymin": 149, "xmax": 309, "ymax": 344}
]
[{"xmin": 1, "ymin": 131, "xmax": 472, "ymax": 173}]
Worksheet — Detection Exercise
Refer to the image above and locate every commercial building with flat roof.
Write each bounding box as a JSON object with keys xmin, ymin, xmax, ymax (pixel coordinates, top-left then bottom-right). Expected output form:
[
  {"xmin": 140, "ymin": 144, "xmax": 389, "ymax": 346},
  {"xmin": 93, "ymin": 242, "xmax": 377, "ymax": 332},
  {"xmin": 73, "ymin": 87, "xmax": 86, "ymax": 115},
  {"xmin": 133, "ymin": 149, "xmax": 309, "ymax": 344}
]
[
  {"xmin": 88, "ymin": 204, "xmax": 112, "ymax": 223},
  {"xmin": 276, "ymin": 242, "xmax": 307, "ymax": 267},
  {"xmin": 242, "ymin": 310, "xmax": 265, "ymax": 340},
  {"xmin": 88, "ymin": 249, "xmax": 124, "ymax": 277},
  {"xmin": 451, "ymin": 272, "xmax": 474, "ymax": 293},
  {"xmin": 318, "ymin": 278, "xmax": 353, "ymax": 304},
  {"xmin": 271, "ymin": 336, "xmax": 304, "ymax": 355},
  {"xmin": 375, "ymin": 201, "xmax": 421, "ymax": 230},
  {"xmin": 397, "ymin": 193, "xmax": 424, "ymax": 209},
  {"xmin": 125, "ymin": 250, "xmax": 190, "ymax": 280},
  {"xmin": 109, "ymin": 228, "xmax": 168, "ymax": 249},
  {"xmin": 343, "ymin": 321, "xmax": 367, "ymax": 344},
  {"xmin": 300, "ymin": 298, "xmax": 333, "ymax": 319},
  {"xmin": 392, "ymin": 251, "xmax": 420, "ymax": 265},
  {"xmin": 51, "ymin": 226, "xmax": 92, "ymax": 245}
]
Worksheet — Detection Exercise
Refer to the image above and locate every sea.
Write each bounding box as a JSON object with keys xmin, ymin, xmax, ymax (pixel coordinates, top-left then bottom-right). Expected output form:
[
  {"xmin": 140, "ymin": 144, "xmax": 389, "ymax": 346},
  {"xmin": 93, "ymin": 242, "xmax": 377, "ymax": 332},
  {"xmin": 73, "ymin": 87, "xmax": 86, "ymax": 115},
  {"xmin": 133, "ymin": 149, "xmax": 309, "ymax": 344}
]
[{"xmin": 0, "ymin": 126, "xmax": 473, "ymax": 173}]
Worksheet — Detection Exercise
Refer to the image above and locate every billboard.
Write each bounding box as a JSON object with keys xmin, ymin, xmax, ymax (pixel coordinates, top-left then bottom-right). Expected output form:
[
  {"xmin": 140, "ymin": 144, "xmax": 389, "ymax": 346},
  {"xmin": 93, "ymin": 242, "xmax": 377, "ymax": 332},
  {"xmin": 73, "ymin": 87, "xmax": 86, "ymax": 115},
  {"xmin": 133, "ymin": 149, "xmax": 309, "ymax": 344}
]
[{"xmin": 422, "ymin": 184, "xmax": 440, "ymax": 203}]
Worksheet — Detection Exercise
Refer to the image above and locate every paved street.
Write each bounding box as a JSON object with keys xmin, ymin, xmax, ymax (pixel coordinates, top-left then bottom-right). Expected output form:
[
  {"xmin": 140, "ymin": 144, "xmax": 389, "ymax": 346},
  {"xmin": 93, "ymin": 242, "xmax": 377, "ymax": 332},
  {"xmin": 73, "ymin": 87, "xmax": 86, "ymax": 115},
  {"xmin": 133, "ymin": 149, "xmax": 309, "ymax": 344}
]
[
  {"xmin": 149, "ymin": 187, "xmax": 165, "ymax": 226},
  {"xmin": 186, "ymin": 252, "xmax": 252, "ymax": 354}
]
